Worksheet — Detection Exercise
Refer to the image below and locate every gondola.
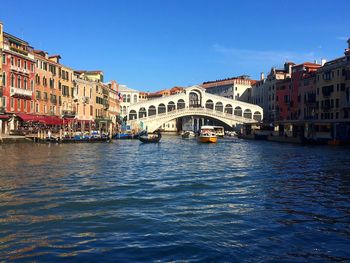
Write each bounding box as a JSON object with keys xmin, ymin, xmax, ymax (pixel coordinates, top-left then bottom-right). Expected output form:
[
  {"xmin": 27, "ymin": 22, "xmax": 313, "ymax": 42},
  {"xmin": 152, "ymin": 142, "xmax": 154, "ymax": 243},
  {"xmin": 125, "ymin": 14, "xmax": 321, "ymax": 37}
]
[{"xmin": 138, "ymin": 130, "xmax": 162, "ymax": 143}]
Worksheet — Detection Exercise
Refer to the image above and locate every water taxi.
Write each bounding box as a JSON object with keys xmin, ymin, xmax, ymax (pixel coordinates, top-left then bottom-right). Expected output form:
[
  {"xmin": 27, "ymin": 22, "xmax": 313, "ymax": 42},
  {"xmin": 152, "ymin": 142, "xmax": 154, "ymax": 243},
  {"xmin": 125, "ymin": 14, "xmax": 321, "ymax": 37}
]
[{"xmin": 198, "ymin": 126, "xmax": 217, "ymax": 143}]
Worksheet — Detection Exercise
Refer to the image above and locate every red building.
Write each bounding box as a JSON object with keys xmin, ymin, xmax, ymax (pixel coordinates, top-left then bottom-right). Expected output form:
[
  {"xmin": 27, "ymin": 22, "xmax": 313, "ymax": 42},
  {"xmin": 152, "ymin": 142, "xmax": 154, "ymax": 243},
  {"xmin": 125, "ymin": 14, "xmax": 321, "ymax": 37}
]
[
  {"xmin": 2, "ymin": 32, "xmax": 35, "ymax": 114},
  {"xmin": 276, "ymin": 62, "xmax": 320, "ymax": 121}
]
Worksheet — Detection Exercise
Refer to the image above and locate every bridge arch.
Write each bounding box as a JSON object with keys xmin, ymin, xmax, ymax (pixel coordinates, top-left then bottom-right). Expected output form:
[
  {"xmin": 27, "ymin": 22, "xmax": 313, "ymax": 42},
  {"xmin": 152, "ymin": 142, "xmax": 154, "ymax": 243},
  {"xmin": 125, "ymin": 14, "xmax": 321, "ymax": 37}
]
[
  {"xmin": 167, "ymin": 101, "xmax": 176, "ymax": 112},
  {"xmin": 177, "ymin": 99, "xmax": 185, "ymax": 109},
  {"xmin": 148, "ymin": 105, "xmax": 156, "ymax": 116},
  {"xmin": 253, "ymin": 111, "xmax": 262, "ymax": 121},
  {"xmin": 189, "ymin": 89, "xmax": 202, "ymax": 108},
  {"xmin": 158, "ymin": 103, "xmax": 166, "ymax": 114},
  {"xmin": 243, "ymin": 109, "xmax": 252, "ymax": 119},
  {"xmin": 205, "ymin": 99, "xmax": 214, "ymax": 109},
  {"xmin": 129, "ymin": 110, "xmax": 137, "ymax": 120},
  {"xmin": 234, "ymin": 106, "xmax": 242, "ymax": 116},
  {"xmin": 215, "ymin": 102, "xmax": 223, "ymax": 112},
  {"xmin": 139, "ymin": 107, "xmax": 147, "ymax": 118},
  {"xmin": 225, "ymin": 104, "xmax": 233, "ymax": 114}
]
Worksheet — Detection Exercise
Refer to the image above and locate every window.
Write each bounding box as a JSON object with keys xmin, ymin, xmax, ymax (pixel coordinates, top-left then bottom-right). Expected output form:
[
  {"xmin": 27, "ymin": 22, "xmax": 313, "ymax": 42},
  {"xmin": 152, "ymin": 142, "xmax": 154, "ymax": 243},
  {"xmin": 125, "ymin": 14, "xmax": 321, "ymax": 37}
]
[
  {"xmin": 17, "ymin": 99, "xmax": 21, "ymax": 111},
  {"xmin": 17, "ymin": 59, "xmax": 20, "ymax": 67},
  {"xmin": 11, "ymin": 57, "xmax": 14, "ymax": 65},
  {"xmin": 17, "ymin": 76, "xmax": 21, "ymax": 89},
  {"xmin": 24, "ymin": 100, "xmax": 27, "ymax": 111},
  {"xmin": 2, "ymin": 54, "xmax": 5, "ymax": 64},
  {"xmin": 10, "ymin": 98, "xmax": 14, "ymax": 108},
  {"xmin": 2, "ymin": 72, "xmax": 5, "ymax": 86},
  {"xmin": 31, "ymin": 63, "xmax": 34, "ymax": 72},
  {"xmin": 24, "ymin": 61, "xmax": 27, "ymax": 69},
  {"xmin": 31, "ymin": 80, "xmax": 34, "ymax": 90},
  {"xmin": 24, "ymin": 78, "xmax": 27, "ymax": 89}
]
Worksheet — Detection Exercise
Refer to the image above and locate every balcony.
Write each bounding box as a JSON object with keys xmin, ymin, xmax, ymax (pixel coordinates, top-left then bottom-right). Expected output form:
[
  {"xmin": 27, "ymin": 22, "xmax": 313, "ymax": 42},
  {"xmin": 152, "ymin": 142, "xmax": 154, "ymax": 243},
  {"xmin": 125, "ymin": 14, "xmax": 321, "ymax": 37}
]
[
  {"xmin": 62, "ymin": 110, "xmax": 76, "ymax": 118},
  {"xmin": 82, "ymin": 96, "xmax": 90, "ymax": 104},
  {"xmin": 10, "ymin": 87, "xmax": 33, "ymax": 98},
  {"xmin": 10, "ymin": 65, "xmax": 30, "ymax": 75}
]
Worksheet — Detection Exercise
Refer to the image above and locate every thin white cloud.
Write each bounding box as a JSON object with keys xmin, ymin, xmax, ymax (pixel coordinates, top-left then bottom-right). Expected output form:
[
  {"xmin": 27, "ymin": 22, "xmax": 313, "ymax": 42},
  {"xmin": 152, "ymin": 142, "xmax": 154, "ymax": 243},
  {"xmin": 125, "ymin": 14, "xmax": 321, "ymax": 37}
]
[
  {"xmin": 336, "ymin": 36, "xmax": 348, "ymax": 41},
  {"xmin": 213, "ymin": 44, "xmax": 316, "ymax": 65}
]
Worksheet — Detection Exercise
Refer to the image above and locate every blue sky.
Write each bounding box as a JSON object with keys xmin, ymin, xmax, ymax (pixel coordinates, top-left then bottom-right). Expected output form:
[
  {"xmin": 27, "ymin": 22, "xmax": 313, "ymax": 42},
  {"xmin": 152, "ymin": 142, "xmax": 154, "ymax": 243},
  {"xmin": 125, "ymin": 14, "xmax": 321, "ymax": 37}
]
[{"xmin": 1, "ymin": 0, "xmax": 349, "ymax": 91}]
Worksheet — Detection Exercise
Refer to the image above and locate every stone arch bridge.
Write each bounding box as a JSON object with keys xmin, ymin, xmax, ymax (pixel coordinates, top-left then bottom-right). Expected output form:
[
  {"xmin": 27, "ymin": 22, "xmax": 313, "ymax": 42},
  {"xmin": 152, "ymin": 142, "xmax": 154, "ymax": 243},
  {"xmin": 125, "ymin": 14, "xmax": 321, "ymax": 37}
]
[{"xmin": 127, "ymin": 85, "xmax": 263, "ymax": 132}]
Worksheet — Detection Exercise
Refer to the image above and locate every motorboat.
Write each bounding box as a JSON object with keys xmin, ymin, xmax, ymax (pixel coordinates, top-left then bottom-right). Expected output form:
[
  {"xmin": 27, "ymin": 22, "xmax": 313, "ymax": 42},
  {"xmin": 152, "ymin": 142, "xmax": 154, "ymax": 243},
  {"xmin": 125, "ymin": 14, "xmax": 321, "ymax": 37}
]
[
  {"xmin": 198, "ymin": 126, "xmax": 217, "ymax": 143},
  {"xmin": 182, "ymin": 131, "xmax": 196, "ymax": 139}
]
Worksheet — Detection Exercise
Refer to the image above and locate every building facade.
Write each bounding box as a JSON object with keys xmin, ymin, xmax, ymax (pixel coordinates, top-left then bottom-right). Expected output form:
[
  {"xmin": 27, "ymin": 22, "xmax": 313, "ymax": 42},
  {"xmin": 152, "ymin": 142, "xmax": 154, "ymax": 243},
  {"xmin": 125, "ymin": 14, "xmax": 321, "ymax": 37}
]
[{"xmin": 202, "ymin": 75, "xmax": 254, "ymax": 102}]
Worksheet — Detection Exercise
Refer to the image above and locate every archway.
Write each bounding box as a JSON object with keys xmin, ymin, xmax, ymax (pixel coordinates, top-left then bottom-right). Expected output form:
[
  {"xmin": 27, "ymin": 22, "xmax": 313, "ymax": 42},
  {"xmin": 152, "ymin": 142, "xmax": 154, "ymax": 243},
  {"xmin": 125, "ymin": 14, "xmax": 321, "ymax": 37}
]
[
  {"xmin": 129, "ymin": 110, "xmax": 137, "ymax": 120},
  {"xmin": 234, "ymin": 106, "xmax": 242, "ymax": 116},
  {"xmin": 139, "ymin": 107, "xmax": 147, "ymax": 118},
  {"xmin": 215, "ymin": 102, "xmax": 223, "ymax": 112},
  {"xmin": 177, "ymin": 99, "xmax": 185, "ymax": 109},
  {"xmin": 244, "ymin": 109, "xmax": 252, "ymax": 119},
  {"xmin": 253, "ymin": 111, "xmax": 262, "ymax": 121},
  {"xmin": 189, "ymin": 91, "xmax": 200, "ymax": 108},
  {"xmin": 158, "ymin": 103, "xmax": 166, "ymax": 114},
  {"xmin": 148, "ymin": 105, "xmax": 157, "ymax": 116},
  {"xmin": 167, "ymin": 101, "xmax": 176, "ymax": 112},
  {"xmin": 205, "ymin": 99, "xmax": 214, "ymax": 109},
  {"xmin": 224, "ymin": 104, "xmax": 233, "ymax": 114}
]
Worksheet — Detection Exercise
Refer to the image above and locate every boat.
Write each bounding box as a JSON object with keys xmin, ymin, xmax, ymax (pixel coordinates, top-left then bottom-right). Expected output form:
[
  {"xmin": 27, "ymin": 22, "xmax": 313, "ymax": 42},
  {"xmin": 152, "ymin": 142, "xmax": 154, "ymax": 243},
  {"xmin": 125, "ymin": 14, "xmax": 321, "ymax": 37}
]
[
  {"xmin": 114, "ymin": 130, "xmax": 139, "ymax": 139},
  {"xmin": 198, "ymin": 126, "xmax": 217, "ymax": 143},
  {"xmin": 182, "ymin": 130, "xmax": 196, "ymax": 139},
  {"xmin": 138, "ymin": 130, "xmax": 162, "ymax": 143}
]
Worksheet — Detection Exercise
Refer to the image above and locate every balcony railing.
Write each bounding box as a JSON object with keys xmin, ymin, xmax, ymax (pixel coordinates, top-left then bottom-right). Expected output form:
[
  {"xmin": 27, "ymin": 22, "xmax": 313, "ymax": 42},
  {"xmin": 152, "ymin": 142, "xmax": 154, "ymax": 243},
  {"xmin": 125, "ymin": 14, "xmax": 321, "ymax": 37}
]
[
  {"xmin": 10, "ymin": 65, "xmax": 30, "ymax": 75},
  {"xmin": 10, "ymin": 87, "xmax": 33, "ymax": 98},
  {"xmin": 62, "ymin": 110, "xmax": 76, "ymax": 117}
]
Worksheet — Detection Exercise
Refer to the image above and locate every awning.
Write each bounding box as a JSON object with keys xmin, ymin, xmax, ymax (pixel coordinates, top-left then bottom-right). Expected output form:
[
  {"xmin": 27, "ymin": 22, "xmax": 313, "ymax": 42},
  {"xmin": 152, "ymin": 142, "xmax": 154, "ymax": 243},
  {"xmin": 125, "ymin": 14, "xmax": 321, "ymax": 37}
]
[
  {"xmin": 16, "ymin": 113, "xmax": 43, "ymax": 122},
  {"xmin": 16, "ymin": 113, "xmax": 63, "ymax": 125},
  {"xmin": 0, "ymin": 115, "xmax": 9, "ymax": 119}
]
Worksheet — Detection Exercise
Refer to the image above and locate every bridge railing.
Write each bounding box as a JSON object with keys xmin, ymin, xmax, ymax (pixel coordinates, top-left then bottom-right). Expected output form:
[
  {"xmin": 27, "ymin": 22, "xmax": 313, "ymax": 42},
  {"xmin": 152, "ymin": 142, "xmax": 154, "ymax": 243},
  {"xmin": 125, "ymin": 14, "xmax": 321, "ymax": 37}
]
[{"xmin": 129, "ymin": 107, "xmax": 258, "ymax": 123}]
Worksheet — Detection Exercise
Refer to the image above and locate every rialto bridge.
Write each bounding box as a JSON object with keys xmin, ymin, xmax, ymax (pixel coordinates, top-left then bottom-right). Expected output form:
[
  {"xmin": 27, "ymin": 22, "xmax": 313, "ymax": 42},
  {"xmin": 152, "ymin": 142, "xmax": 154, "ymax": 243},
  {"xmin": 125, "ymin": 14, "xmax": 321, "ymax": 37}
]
[{"xmin": 126, "ymin": 85, "xmax": 263, "ymax": 132}]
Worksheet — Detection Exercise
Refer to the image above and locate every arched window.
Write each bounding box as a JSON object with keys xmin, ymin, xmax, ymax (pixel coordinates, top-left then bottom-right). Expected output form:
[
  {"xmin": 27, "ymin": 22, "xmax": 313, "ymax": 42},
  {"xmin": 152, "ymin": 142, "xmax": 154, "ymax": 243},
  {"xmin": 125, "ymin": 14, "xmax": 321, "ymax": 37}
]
[
  {"xmin": 133, "ymin": 94, "xmax": 138, "ymax": 103},
  {"xmin": 129, "ymin": 110, "xmax": 137, "ymax": 120},
  {"xmin": 243, "ymin": 109, "xmax": 252, "ymax": 119},
  {"xmin": 11, "ymin": 74, "xmax": 14, "ymax": 87},
  {"xmin": 205, "ymin": 99, "xmax": 214, "ymax": 109},
  {"xmin": 139, "ymin": 107, "xmax": 147, "ymax": 118},
  {"xmin": 167, "ymin": 101, "xmax": 175, "ymax": 112},
  {"xmin": 234, "ymin": 106, "xmax": 242, "ymax": 116},
  {"xmin": 24, "ymin": 78, "xmax": 27, "ymax": 89},
  {"xmin": 148, "ymin": 105, "xmax": 156, "ymax": 116},
  {"xmin": 215, "ymin": 102, "xmax": 223, "ymax": 112},
  {"xmin": 253, "ymin": 111, "xmax": 262, "ymax": 121},
  {"xmin": 158, "ymin": 103, "xmax": 166, "ymax": 114},
  {"xmin": 17, "ymin": 76, "xmax": 21, "ymax": 89},
  {"xmin": 127, "ymin": 94, "xmax": 131, "ymax": 103},
  {"xmin": 224, "ymin": 104, "xmax": 233, "ymax": 114},
  {"xmin": 177, "ymin": 99, "xmax": 185, "ymax": 109}
]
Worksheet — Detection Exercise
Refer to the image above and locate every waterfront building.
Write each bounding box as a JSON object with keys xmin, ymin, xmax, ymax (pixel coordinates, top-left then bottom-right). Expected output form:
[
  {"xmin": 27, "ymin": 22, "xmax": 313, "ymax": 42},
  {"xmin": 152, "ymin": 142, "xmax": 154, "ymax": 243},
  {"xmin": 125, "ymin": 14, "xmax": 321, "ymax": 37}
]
[
  {"xmin": 119, "ymin": 84, "xmax": 140, "ymax": 117},
  {"xmin": 1, "ymin": 30, "xmax": 35, "ymax": 133},
  {"xmin": 315, "ymin": 41, "xmax": 350, "ymax": 121},
  {"xmin": 0, "ymin": 21, "xmax": 5, "ymax": 134},
  {"xmin": 251, "ymin": 63, "xmax": 294, "ymax": 122},
  {"xmin": 73, "ymin": 71, "xmax": 96, "ymax": 122},
  {"xmin": 106, "ymin": 80, "xmax": 120, "ymax": 132},
  {"xmin": 33, "ymin": 51, "xmax": 64, "ymax": 117},
  {"xmin": 201, "ymin": 75, "xmax": 255, "ymax": 102}
]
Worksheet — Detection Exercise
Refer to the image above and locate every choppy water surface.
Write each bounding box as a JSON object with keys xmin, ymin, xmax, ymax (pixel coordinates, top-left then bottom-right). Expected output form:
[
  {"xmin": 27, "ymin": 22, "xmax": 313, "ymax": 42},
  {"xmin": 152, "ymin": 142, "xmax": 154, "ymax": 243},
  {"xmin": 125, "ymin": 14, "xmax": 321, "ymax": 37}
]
[{"xmin": 0, "ymin": 137, "xmax": 350, "ymax": 262}]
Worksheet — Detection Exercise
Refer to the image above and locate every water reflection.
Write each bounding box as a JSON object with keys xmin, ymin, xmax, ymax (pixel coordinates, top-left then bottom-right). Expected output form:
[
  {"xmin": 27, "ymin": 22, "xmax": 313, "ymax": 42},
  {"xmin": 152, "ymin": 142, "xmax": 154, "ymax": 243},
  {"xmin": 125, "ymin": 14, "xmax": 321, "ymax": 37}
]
[{"xmin": 0, "ymin": 138, "xmax": 350, "ymax": 261}]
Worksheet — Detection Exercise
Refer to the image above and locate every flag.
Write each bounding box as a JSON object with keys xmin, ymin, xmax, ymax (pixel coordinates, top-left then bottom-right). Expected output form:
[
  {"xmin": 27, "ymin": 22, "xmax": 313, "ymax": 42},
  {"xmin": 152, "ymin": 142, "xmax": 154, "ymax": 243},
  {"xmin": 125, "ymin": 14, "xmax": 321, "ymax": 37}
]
[{"xmin": 118, "ymin": 92, "xmax": 123, "ymax": 101}]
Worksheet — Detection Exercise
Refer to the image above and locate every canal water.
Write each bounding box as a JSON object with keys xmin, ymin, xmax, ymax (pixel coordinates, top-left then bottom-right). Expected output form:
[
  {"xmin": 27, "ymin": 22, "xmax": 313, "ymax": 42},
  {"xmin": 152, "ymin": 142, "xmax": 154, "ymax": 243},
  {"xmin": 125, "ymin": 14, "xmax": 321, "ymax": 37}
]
[{"xmin": 0, "ymin": 137, "xmax": 350, "ymax": 262}]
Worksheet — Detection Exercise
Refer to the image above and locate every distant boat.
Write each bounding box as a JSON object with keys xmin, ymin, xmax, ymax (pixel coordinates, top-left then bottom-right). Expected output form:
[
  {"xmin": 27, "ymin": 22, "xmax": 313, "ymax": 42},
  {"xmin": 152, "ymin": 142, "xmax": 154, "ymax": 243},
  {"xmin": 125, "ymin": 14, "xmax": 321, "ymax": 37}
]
[
  {"xmin": 182, "ymin": 131, "xmax": 196, "ymax": 139},
  {"xmin": 198, "ymin": 126, "xmax": 217, "ymax": 143},
  {"xmin": 139, "ymin": 130, "xmax": 162, "ymax": 143},
  {"xmin": 114, "ymin": 131, "xmax": 139, "ymax": 139}
]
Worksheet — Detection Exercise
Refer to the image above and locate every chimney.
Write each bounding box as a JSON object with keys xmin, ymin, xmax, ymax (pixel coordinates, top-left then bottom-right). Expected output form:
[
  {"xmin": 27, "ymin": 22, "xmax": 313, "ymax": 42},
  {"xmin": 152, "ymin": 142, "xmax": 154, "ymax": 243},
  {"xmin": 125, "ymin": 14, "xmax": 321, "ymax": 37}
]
[
  {"xmin": 260, "ymin": 72, "xmax": 265, "ymax": 80},
  {"xmin": 321, "ymin": 59, "xmax": 327, "ymax": 66}
]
